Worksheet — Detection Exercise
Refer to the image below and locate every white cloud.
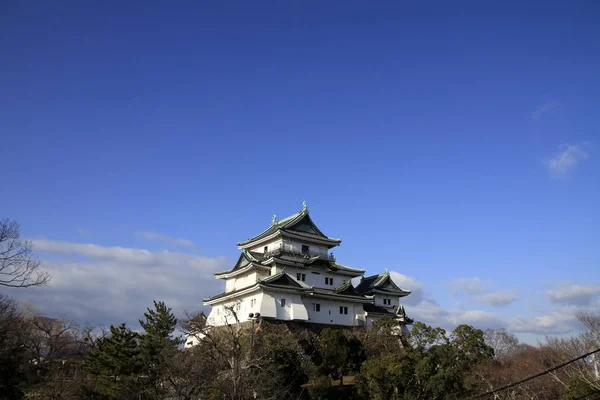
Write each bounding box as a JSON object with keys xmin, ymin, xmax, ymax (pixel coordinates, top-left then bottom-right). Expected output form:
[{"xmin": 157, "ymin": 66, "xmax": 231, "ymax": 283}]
[
  {"xmin": 8, "ymin": 239, "xmax": 591, "ymax": 339},
  {"xmin": 476, "ymin": 290, "xmax": 519, "ymax": 307},
  {"xmin": 390, "ymin": 271, "xmax": 423, "ymax": 305},
  {"xmin": 30, "ymin": 239, "xmax": 219, "ymax": 270},
  {"xmin": 5, "ymin": 239, "xmax": 231, "ymax": 326},
  {"xmin": 449, "ymin": 277, "xmax": 487, "ymax": 296},
  {"xmin": 532, "ymin": 99, "xmax": 559, "ymax": 119},
  {"xmin": 134, "ymin": 231, "xmax": 196, "ymax": 249},
  {"xmin": 448, "ymin": 310, "xmax": 506, "ymax": 329},
  {"xmin": 546, "ymin": 283, "xmax": 600, "ymax": 305},
  {"xmin": 544, "ymin": 143, "xmax": 590, "ymax": 179},
  {"xmin": 509, "ymin": 313, "xmax": 577, "ymax": 335},
  {"xmin": 410, "ymin": 296, "xmax": 506, "ymax": 331}
]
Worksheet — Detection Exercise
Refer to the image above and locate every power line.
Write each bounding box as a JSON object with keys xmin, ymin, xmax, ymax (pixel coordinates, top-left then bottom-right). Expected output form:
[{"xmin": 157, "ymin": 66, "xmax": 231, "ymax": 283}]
[{"xmin": 468, "ymin": 347, "xmax": 600, "ymax": 400}]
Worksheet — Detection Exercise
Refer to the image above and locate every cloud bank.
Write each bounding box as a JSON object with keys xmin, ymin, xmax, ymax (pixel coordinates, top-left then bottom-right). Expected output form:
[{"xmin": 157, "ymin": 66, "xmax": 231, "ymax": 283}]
[
  {"xmin": 5, "ymin": 241, "xmax": 595, "ymax": 339},
  {"xmin": 7, "ymin": 239, "xmax": 229, "ymax": 327},
  {"xmin": 134, "ymin": 231, "xmax": 196, "ymax": 249}
]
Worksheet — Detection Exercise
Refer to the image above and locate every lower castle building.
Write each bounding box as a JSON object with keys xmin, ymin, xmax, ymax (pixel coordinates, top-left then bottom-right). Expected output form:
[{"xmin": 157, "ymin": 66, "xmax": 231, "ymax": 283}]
[{"xmin": 188, "ymin": 203, "xmax": 413, "ymax": 347}]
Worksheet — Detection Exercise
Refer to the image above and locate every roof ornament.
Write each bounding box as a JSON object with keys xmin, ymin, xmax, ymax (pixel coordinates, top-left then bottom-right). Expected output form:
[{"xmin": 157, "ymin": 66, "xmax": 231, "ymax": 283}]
[
  {"xmin": 384, "ymin": 268, "xmax": 389, "ymax": 275},
  {"xmin": 302, "ymin": 200, "xmax": 308, "ymax": 212},
  {"xmin": 271, "ymin": 215, "xmax": 277, "ymax": 225}
]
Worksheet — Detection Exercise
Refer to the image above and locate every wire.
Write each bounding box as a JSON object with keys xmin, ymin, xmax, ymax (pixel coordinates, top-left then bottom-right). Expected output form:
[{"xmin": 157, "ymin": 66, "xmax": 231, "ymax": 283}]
[{"xmin": 468, "ymin": 347, "xmax": 600, "ymax": 400}]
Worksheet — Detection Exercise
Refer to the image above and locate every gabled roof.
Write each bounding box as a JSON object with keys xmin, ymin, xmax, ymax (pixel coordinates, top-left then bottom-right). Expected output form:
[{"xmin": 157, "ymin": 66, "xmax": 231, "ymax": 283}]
[
  {"xmin": 329, "ymin": 262, "xmax": 365, "ymax": 275},
  {"xmin": 214, "ymin": 250, "xmax": 267, "ymax": 277},
  {"xmin": 355, "ymin": 271, "xmax": 411, "ymax": 297},
  {"xmin": 206, "ymin": 271, "xmax": 372, "ymax": 305},
  {"xmin": 334, "ymin": 280, "xmax": 362, "ymax": 296},
  {"xmin": 237, "ymin": 207, "xmax": 342, "ymax": 248},
  {"xmin": 363, "ymin": 304, "xmax": 414, "ymax": 323},
  {"xmin": 259, "ymin": 271, "xmax": 312, "ymax": 290},
  {"xmin": 261, "ymin": 253, "xmax": 365, "ymax": 277}
]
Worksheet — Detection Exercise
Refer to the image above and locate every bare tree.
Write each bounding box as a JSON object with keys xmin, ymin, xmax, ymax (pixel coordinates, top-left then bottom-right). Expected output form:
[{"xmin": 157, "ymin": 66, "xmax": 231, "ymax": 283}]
[
  {"xmin": 484, "ymin": 328, "xmax": 522, "ymax": 361},
  {"xmin": 180, "ymin": 307, "xmax": 308, "ymax": 400},
  {"xmin": 545, "ymin": 312, "xmax": 600, "ymax": 393},
  {"xmin": 0, "ymin": 218, "xmax": 50, "ymax": 287}
]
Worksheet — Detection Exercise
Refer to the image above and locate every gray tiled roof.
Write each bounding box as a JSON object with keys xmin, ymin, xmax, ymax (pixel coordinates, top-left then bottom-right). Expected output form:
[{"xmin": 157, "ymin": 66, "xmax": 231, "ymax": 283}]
[
  {"xmin": 237, "ymin": 209, "xmax": 341, "ymax": 247},
  {"xmin": 355, "ymin": 271, "xmax": 411, "ymax": 296}
]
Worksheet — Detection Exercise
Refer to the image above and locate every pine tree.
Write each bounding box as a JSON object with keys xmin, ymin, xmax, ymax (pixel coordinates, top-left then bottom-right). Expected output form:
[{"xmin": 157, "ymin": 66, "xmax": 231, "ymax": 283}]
[
  {"xmin": 138, "ymin": 301, "xmax": 182, "ymax": 399},
  {"xmin": 139, "ymin": 301, "xmax": 181, "ymax": 344},
  {"xmin": 84, "ymin": 323, "xmax": 142, "ymax": 399}
]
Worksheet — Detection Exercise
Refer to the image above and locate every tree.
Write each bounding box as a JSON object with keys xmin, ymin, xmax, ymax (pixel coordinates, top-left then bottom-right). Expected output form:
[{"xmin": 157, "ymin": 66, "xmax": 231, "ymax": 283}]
[
  {"xmin": 544, "ymin": 312, "xmax": 600, "ymax": 394},
  {"xmin": 138, "ymin": 301, "xmax": 182, "ymax": 399},
  {"xmin": 84, "ymin": 323, "xmax": 142, "ymax": 399},
  {"xmin": 21, "ymin": 314, "xmax": 92, "ymax": 400},
  {"xmin": 181, "ymin": 307, "xmax": 311, "ymax": 400},
  {"xmin": 0, "ymin": 295, "xmax": 29, "ymax": 399},
  {"xmin": 484, "ymin": 328, "xmax": 521, "ymax": 361},
  {"xmin": 358, "ymin": 322, "xmax": 494, "ymax": 400},
  {"xmin": 318, "ymin": 328, "xmax": 350, "ymax": 384},
  {"xmin": 0, "ymin": 218, "xmax": 50, "ymax": 288},
  {"xmin": 409, "ymin": 321, "xmax": 449, "ymax": 350}
]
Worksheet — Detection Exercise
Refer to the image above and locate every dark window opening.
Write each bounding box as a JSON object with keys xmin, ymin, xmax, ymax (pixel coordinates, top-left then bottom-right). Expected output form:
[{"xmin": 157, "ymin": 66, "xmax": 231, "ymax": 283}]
[
  {"xmin": 339, "ymin": 306, "xmax": 348, "ymax": 315},
  {"xmin": 296, "ymin": 273, "xmax": 306, "ymax": 281},
  {"xmin": 313, "ymin": 303, "xmax": 321, "ymax": 312},
  {"xmin": 264, "ymin": 246, "xmax": 268, "ymax": 253},
  {"xmin": 301, "ymin": 245, "xmax": 309, "ymax": 254}
]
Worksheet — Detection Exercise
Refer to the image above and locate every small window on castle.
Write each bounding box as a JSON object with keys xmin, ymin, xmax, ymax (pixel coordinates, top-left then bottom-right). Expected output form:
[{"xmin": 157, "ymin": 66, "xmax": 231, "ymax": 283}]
[
  {"xmin": 339, "ymin": 306, "xmax": 348, "ymax": 315},
  {"xmin": 264, "ymin": 246, "xmax": 268, "ymax": 253},
  {"xmin": 313, "ymin": 303, "xmax": 321, "ymax": 312},
  {"xmin": 302, "ymin": 245, "xmax": 309, "ymax": 254},
  {"xmin": 296, "ymin": 273, "xmax": 306, "ymax": 281},
  {"xmin": 281, "ymin": 299, "xmax": 286, "ymax": 307},
  {"xmin": 325, "ymin": 277, "xmax": 333, "ymax": 285}
]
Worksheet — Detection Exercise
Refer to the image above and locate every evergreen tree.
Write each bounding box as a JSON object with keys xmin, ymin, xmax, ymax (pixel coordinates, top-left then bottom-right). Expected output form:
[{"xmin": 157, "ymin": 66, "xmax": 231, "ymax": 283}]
[
  {"xmin": 139, "ymin": 301, "xmax": 180, "ymax": 342},
  {"xmin": 84, "ymin": 323, "xmax": 142, "ymax": 399},
  {"xmin": 138, "ymin": 301, "xmax": 182, "ymax": 399}
]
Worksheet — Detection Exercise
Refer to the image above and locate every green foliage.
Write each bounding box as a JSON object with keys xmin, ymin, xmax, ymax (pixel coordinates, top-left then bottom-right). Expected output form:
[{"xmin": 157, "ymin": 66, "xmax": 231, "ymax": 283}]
[
  {"xmin": 139, "ymin": 301, "xmax": 182, "ymax": 398},
  {"xmin": 356, "ymin": 322, "xmax": 494, "ymax": 400},
  {"xmin": 319, "ymin": 328, "xmax": 350, "ymax": 380},
  {"xmin": 261, "ymin": 331, "xmax": 308, "ymax": 394},
  {"xmin": 139, "ymin": 300, "xmax": 181, "ymax": 343},
  {"xmin": 410, "ymin": 321, "xmax": 448, "ymax": 349},
  {"xmin": 84, "ymin": 323, "xmax": 142, "ymax": 399}
]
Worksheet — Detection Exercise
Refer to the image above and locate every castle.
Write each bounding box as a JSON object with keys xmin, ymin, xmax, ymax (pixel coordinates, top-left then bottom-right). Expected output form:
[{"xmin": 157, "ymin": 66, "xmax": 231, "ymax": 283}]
[{"xmin": 189, "ymin": 203, "xmax": 412, "ymax": 346}]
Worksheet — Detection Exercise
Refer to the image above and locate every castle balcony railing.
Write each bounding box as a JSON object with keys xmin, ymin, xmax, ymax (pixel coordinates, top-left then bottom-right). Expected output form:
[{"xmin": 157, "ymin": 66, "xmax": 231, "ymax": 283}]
[{"xmin": 263, "ymin": 243, "xmax": 336, "ymax": 262}]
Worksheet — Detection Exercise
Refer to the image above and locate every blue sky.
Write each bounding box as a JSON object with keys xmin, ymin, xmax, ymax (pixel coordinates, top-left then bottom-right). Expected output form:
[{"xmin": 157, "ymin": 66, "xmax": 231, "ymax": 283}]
[{"xmin": 1, "ymin": 1, "xmax": 599, "ymax": 342}]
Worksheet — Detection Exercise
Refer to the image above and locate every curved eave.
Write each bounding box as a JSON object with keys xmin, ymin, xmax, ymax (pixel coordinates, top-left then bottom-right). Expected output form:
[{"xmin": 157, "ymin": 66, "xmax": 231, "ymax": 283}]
[
  {"xmin": 306, "ymin": 292, "xmax": 372, "ymax": 303},
  {"xmin": 237, "ymin": 230, "xmax": 282, "ymax": 249},
  {"xmin": 329, "ymin": 264, "xmax": 365, "ymax": 276},
  {"xmin": 331, "ymin": 262, "xmax": 365, "ymax": 272},
  {"xmin": 203, "ymin": 285, "xmax": 262, "ymax": 305},
  {"xmin": 371, "ymin": 288, "xmax": 411, "ymax": 297},
  {"xmin": 280, "ymin": 230, "xmax": 341, "ymax": 248},
  {"xmin": 258, "ymin": 284, "xmax": 312, "ymax": 295},
  {"xmin": 214, "ymin": 263, "xmax": 271, "ymax": 279},
  {"xmin": 330, "ymin": 269, "xmax": 365, "ymax": 277}
]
